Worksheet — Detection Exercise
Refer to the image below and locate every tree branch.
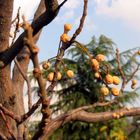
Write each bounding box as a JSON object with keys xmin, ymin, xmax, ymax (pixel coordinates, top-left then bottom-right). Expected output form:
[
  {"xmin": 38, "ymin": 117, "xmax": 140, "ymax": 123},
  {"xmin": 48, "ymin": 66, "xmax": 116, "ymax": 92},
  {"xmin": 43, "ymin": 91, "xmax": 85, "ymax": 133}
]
[
  {"xmin": 116, "ymin": 48, "xmax": 126, "ymax": 93},
  {"xmin": 14, "ymin": 59, "xmax": 32, "ymax": 110},
  {"xmin": 0, "ymin": 104, "xmax": 20, "ymax": 122},
  {"xmin": 0, "ymin": 111, "xmax": 16, "ymax": 139},
  {"xmin": 43, "ymin": 106, "xmax": 140, "ymax": 139},
  {"xmin": 0, "ymin": 0, "xmax": 60, "ymax": 68}
]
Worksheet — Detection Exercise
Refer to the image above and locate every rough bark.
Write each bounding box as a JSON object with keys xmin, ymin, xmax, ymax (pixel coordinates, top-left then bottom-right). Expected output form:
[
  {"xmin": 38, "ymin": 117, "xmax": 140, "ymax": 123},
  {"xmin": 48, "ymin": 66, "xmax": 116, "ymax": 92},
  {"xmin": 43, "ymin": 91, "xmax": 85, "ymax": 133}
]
[
  {"xmin": 12, "ymin": 0, "xmax": 48, "ymax": 139},
  {"xmin": 0, "ymin": 0, "xmax": 59, "ymax": 68},
  {"xmin": 0, "ymin": 0, "xmax": 17, "ymax": 138},
  {"xmin": 42, "ymin": 107, "xmax": 140, "ymax": 139}
]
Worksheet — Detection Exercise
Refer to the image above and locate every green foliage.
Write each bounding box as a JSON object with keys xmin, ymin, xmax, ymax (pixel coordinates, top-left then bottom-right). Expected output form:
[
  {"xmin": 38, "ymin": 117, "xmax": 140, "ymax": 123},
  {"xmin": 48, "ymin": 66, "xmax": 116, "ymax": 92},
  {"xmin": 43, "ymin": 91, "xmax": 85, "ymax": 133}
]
[{"xmin": 29, "ymin": 35, "xmax": 140, "ymax": 139}]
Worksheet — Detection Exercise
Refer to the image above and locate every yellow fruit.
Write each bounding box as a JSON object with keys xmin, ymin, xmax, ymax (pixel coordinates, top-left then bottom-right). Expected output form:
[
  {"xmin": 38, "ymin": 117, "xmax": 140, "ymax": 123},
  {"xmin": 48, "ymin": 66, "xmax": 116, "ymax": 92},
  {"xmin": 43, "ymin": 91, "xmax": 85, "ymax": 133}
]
[
  {"xmin": 64, "ymin": 23, "xmax": 72, "ymax": 32},
  {"xmin": 91, "ymin": 59, "xmax": 99, "ymax": 66},
  {"xmin": 60, "ymin": 33, "xmax": 70, "ymax": 42},
  {"xmin": 105, "ymin": 74, "xmax": 113, "ymax": 84},
  {"xmin": 112, "ymin": 113, "xmax": 117, "ymax": 118},
  {"xmin": 47, "ymin": 72, "xmax": 62, "ymax": 81},
  {"xmin": 66, "ymin": 70, "xmax": 74, "ymax": 78},
  {"xmin": 92, "ymin": 65, "xmax": 99, "ymax": 71},
  {"xmin": 113, "ymin": 76, "xmax": 120, "ymax": 85},
  {"xmin": 137, "ymin": 50, "xmax": 140, "ymax": 55},
  {"xmin": 42, "ymin": 62, "xmax": 50, "ymax": 70},
  {"xmin": 47, "ymin": 72, "xmax": 54, "ymax": 81},
  {"xmin": 95, "ymin": 72, "xmax": 100, "ymax": 78},
  {"xmin": 91, "ymin": 59, "xmax": 99, "ymax": 71},
  {"xmin": 57, "ymin": 72, "xmax": 62, "ymax": 80},
  {"xmin": 111, "ymin": 87, "xmax": 120, "ymax": 96},
  {"xmin": 132, "ymin": 79, "xmax": 137, "ymax": 85},
  {"xmin": 100, "ymin": 87, "xmax": 109, "ymax": 96},
  {"xmin": 96, "ymin": 54, "xmax": 105, "ymax": 62},
  {"xmin": 131, "ymin": 84, "xmax": 135, "ymax": 89}
]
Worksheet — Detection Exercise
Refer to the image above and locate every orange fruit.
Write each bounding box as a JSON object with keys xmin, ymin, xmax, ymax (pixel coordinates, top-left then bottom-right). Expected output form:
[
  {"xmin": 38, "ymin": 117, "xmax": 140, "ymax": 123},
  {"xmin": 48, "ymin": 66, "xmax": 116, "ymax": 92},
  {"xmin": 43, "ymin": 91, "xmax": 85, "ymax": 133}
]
[
  {"xmin": 100, "ymin": 87, "xmax": 109, "ymax": 96},
  {"xmin": 66, "ymin": 70, "xmax": 74, "ymax": 78},
  {"xmin": 60, "ymin": 33, "xmax": 70, "ymax": 42},
  {"xmin": 105, "ymin": 74, "xmax": 113, "ymax": 84},
  {"xmin": 64, "ymin": 23, "xmax": 72, "ymax": 32},
  {"xmin": 111, "ymin": 87, "xmax": 120, "ymax": 96},
  {"xmin": 113, "ymin": 76, "xmax": 120, "ymax": 85},
  {"xmin": 132, "ymin": 79, "xmax": 137, "ymax": 85},
  {"xmin": 57, "ymin": 72, "xmax": 62, "ymax": 80},
  {"xmin": 91, "ymin": 59, "xmax": 99, "ymax": 71},
  {"xmin": 47, "ymin": 72, "xmax": 62, "ymax": 81},
  {"xmin": 95, "ymin": 72, "xmax": 100, "ymax": 78},
  {"xmin": 96, "ymin": 54, "xmax": 105, "ymax": 62},
  {"xmin": 42, "ymin": 62, "xmax": 50, "ymax": 70}
]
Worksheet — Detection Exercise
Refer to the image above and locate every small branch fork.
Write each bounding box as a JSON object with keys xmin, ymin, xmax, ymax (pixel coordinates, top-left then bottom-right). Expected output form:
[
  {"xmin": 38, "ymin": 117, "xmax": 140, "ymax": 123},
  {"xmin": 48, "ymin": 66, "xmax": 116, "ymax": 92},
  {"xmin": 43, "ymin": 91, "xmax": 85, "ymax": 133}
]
[
  {"xmin": 41, "ymin": 102, "xmax": 140, "ymax": 139},
  {"xmin": 116, "ymin": 48, "xmax": 140, "ymax": 92},
  {"xmin": 116, "ymin": 48, "xmax": 126, "ymax": 92}
]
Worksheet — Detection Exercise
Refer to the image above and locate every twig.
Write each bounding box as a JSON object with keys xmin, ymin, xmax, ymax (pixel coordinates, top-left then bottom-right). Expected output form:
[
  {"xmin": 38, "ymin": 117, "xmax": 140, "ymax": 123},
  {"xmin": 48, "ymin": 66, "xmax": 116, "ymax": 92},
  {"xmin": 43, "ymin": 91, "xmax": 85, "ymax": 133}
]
[
  {"xmin": 116, "ymin": 48, "xmax": 126, "ymax": 92},
  {"xmin": 68, "ymin": 0, "xmax": 88, "ymax": 46},
  {"xmin": 0, "ymin": 104, "xmax": 20, "ymax": 122},
  {"xmin": 33, "ymin": 1, "xmax": 88, "ymax": 139},
  {"xmin": 57, "ymin": 0, "xmax": 68, "ymax": 10},
  {"xmin": 0, "ymin": 111, "xmax": 16, "ymax": 139},
  {"xmin": 11, "ymin": 7, "xmax": 21, "ymax": 46},
  {"xmin": 116, "ymin": 48, "xmax": 125, "ymax": 80},
  {"xmin": 47, "ymin": 0, "xmax": 88, "ymax": 93},
  {"xmin": 14, "ymin": 59, "xmax": 32, "ymax": 110},
  {"xmin": 126, "ymin": 64, "xmax": 140, "ymax": 83},
  {"xmin": 67, "ymin": 100, "xmax": 118, "ymax": 116},
  {"xmin": 74, "ymin": 40, "xmax": 92, "ymax": 59}
]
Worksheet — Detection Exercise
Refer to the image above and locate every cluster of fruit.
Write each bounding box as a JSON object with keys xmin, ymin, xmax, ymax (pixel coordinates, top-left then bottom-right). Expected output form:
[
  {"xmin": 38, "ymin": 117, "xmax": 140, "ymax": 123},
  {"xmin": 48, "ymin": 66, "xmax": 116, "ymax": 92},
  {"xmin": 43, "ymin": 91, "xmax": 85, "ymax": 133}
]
[
  {"xmin": 40, "ymin": 23, "xmax": 138, "ymax": 96},
  {"xmin": 90, "ymin": 54, "xmax": 121, "ymax": 96},
  {"xmin": 100, "ymin": 74, "xmax": 120, "ymax": 96},
  {"xmin": 60, "ymin": 24, "xmax": 72, "ymax": 43},
  {"xmin": 42, "ymin": 61, "xmax": 74, "ymax": 82}
]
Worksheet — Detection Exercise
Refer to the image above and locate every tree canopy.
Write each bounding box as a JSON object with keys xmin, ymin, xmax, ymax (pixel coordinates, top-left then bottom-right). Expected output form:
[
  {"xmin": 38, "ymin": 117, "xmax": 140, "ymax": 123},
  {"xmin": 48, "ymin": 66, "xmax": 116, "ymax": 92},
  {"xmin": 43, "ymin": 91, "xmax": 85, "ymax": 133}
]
[{"xmin": 0, "ymin": 0, "xmax": 140, "ymax": 140}]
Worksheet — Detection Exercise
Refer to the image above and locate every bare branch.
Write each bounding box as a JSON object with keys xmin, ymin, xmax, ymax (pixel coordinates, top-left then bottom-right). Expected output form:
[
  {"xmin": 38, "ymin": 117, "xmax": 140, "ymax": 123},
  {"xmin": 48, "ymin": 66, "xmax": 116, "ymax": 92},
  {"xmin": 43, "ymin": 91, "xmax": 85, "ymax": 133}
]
[
  {"xmin": 14, "ymin": 59, "xmax": 32, "ymax": 110},
  {"xmin": 126, "ymin": 64, "xmax": 140, "ymax": 83},
  {"xmin": 0, "ymin": 104, "xmax": 20, "ymax": 122},
  {"xmin": 116, "ymin": 48, "xmax": 126, "ymax": 92},
  {"xmin": 10, "ymin": 7, "xmax": 21, "ymax": 46},
  {"xmin": 0, "ymin": 0, "xmax": 60, "ymax": 68},
  {"xmin": 43, "ymin": 106, "xmax": 140, "ymax": 139},
  {"xmin": 57, "ymin": 0, "xmax": 68, "ymax": 9},
  {"xmin": 19, "ymin": 99, "xmax": 41, "ymax": 124},
  {"xmin": 47, "ymin": 0, "xmax": 88, "ymax": 93},
  {"xmin": 0, "ymin": 111, "xmax": 16, "ymax": 139}
]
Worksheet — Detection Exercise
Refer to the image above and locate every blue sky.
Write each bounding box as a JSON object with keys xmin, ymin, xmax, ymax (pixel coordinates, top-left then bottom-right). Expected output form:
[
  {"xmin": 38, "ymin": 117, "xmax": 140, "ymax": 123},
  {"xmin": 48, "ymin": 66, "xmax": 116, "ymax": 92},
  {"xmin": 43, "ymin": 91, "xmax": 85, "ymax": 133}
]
[{"xmin": 13, "ymin": 0, "xmax": 140, "ymax": 62}]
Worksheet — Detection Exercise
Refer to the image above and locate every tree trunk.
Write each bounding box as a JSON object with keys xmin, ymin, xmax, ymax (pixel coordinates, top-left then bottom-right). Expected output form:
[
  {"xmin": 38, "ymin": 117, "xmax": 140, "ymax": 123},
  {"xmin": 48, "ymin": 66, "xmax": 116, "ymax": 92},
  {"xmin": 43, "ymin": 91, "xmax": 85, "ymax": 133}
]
[
  {"xmin": 0, "ymin": 0, "xmax": 17, "ymax": 138},
  {"xmin": 12, "ymin": 1, "xmax": 46, "ymax": 139}
]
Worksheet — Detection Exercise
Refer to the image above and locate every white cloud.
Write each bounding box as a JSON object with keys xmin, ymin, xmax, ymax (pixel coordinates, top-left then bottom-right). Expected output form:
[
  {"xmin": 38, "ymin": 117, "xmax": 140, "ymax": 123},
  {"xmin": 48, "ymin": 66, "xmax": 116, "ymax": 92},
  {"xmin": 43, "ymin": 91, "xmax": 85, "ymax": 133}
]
[
  {"xmin": 56, "ymin": 0, "xmax": 81, "ymax": 24},
  {"xmin": 94, "ymin": 0, "xmax": 140, "ymax": 31},
  {"xmin": 55, "ymin": 10, "xmax": 74, "ymax": 23},
  {"xmin": 13, "ymin": 0, "xmax": 40, "ymax": 20},
  {"xmin": 74, "ymin": 15, "xmax": 97, "ymax": 33},
  {"xmin": 58, "ymin": 0, "xmax": 80, "ymax": 9}
]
